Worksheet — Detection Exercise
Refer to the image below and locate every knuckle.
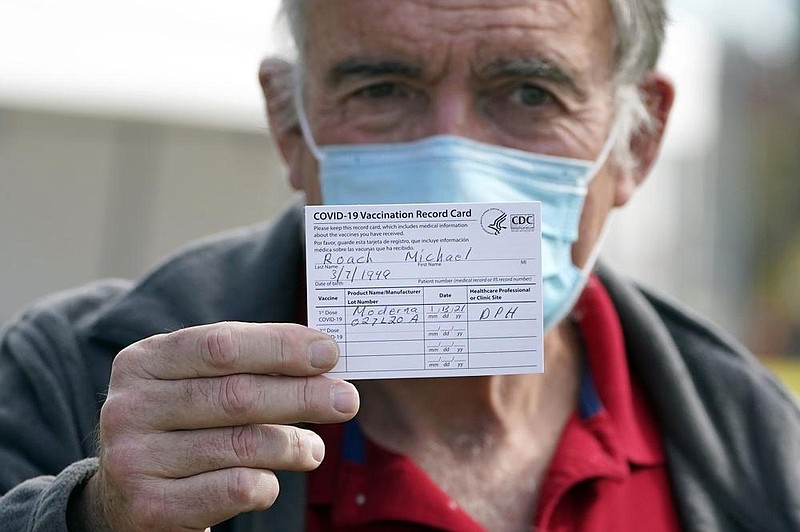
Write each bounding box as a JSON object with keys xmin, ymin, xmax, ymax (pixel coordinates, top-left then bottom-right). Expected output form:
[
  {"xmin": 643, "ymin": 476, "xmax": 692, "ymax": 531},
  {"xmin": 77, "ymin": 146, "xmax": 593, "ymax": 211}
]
[
  {"xmin": 269, "ymin": 325, "xmax": 292, "ymax": 368},
  {"xmin": 99, "ymin": 393, "xmax": 135, "ymax": 435},
  {"xmin": 101, "ymin": 441, "xmax": 140, "ymax": 482},
  {"xmin": 217, "ymin": 374, "xmax": 255, "ymax": 418},
  {"xmin": 296, "ymin": 378, "xmax": 314, "ymax": 412},
  {"xmin": 295, "ymin": 377, "xmax": 325, "ymax": 415},
  {"xmin": 226, "ymin": 469, "xmax": 267, "ymax": 509},
  {"xmin": 273, "ymin": 323, "xmax": 311, "ymax": 370},
  {"xmin": 111, "ymin": 344, "xmax": 147, "ymax": 380},
  {"xmin": 230, "ymin": 425, "xmax": 260, "ymax": 464},
  {"xmin": 288, "ymin": 428, "xmax": 308, "ymax": 461},
  {"xmin": 98, "ymin": 397, "xmax": 121, "ymax": 435},
  {"xmin": 204, "ymin": 323, "xmax": 241, "ymax": 369}
]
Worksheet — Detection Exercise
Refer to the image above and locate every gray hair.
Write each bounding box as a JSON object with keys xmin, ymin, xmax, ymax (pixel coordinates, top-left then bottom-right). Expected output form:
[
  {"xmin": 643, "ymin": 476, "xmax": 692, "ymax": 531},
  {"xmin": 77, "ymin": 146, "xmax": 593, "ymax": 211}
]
[{"xmin": 277, "ymin": 0, "xmax": 667, "ymax": 171}]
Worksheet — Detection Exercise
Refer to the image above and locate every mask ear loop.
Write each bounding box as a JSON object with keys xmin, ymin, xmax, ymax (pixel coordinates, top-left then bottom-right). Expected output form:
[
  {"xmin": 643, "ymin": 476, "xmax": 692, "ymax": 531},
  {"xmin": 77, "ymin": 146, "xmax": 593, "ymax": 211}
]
[
  {"xmin": 549, "ymin": 124, "xmax": 620, "ymax": 330},
  {"xmin": 580, "ymin": 210, "xmax": 614, "ymax": 278},
  {"xmin": 577, "ymin": 120, "xmax": 620, "ymax": 279},
  {"xmin": 584, "ymin": 121, "xmax": 621, "ymax": 184},
  {"xmin": 580, "ymin": 119, "xmax": 622, "ymax": 276},
  {"xmin": 545, "ymin": 212, "xmax": 615, "ymax": 332},
  {"xmin": 292, "ymin": 65, "xmax": 325, "ymax": 162}
]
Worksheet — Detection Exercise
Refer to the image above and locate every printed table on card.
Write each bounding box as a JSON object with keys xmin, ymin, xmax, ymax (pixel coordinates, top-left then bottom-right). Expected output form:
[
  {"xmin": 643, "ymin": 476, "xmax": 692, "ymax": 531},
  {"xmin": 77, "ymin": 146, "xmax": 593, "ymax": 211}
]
[{"xmin": 305, "ymin": 201, "xmax": 544, "ymax": 380}]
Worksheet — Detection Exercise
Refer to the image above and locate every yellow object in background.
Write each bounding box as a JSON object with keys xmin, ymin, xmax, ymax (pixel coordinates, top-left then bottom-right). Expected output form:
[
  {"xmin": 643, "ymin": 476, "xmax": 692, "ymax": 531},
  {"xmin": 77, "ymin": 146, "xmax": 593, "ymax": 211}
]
[{"xmin": 760, "ymin": 357, "xmax": 800, "ymax": 397}]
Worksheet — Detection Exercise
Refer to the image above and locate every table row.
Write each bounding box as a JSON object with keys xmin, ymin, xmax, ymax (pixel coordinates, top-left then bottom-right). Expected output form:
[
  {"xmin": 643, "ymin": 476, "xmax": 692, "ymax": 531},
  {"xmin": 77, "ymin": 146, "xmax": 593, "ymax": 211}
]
[
  {"xmin": 315, "ymin": 301, "xmax": 539, "ymax": 328},
  {"xmin": 312, "ymin": 284, "xmax": 537, "ymax": 306},
  {"xmin": 329, "ymin": 350, "xmax": 540, "ymax": 373}
]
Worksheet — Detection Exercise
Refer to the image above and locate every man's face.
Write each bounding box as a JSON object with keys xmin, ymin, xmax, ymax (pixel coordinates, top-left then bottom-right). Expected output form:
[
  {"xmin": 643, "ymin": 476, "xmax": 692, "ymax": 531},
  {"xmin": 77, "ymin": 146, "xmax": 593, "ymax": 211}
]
[{"xmin": 297, "ymin": 0, "xmax": 622, "ymax": 267}]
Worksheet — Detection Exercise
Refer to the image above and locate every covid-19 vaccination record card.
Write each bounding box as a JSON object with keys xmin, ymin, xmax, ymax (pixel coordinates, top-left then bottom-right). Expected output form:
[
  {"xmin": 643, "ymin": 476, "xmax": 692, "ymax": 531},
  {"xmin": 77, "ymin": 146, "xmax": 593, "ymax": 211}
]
[{"xmin": 305, "ymin": 201, "xmax": 543, "ymax": 380}]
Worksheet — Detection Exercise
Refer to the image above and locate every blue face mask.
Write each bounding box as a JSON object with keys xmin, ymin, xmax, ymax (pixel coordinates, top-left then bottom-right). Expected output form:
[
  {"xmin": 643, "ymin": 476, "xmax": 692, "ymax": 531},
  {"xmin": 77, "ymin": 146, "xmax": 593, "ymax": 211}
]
[{"xmin": 297, "ymin": 106, "xmax": 616, "ymax": 332}]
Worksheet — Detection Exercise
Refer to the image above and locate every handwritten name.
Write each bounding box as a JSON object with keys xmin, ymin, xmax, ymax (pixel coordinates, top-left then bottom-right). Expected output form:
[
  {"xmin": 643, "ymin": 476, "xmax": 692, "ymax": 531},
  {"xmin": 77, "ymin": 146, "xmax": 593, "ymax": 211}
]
[
  {"xmin": 323, "ymin": 251, "xmax": 373, "ymax": 264},
  {"xmin": 404, "ymin": 246, "xmax": 472, "ymax": 264}
]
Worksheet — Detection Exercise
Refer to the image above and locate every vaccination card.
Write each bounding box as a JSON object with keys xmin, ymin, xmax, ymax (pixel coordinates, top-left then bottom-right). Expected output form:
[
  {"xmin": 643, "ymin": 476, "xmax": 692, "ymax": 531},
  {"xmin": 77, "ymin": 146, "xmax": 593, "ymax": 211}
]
[{"xmin": 305, "ymin": 201, "xmax": 544, "ymax": 379}]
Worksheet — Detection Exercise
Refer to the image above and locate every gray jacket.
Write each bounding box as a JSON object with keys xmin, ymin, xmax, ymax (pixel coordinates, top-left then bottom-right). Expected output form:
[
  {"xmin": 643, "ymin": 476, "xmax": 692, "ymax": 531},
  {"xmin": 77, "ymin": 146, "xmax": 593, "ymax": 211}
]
[{"xmin": 2, "ymin": 200, "xmax": 799, "ymax": 531}]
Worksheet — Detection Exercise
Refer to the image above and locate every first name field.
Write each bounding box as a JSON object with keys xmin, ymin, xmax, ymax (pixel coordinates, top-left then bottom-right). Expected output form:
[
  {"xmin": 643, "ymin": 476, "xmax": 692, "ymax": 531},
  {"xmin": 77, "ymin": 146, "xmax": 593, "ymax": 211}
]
[{"xmin": 305, "ymin": 201, "xmax": 545, "ymax": 380}]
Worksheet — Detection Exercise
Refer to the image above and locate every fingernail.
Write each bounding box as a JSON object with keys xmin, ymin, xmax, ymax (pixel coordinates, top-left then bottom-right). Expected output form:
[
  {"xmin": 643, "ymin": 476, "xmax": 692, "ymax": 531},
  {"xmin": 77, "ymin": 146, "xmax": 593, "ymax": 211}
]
[
  {"xmin": 332, "ymin": 382, "xmax": 359, "ymax": 414},
  {"xmin": 311, "ymin": 436, "xmax": 325, "ymax": 462},
  {"xmin": 309, "ymin": 340, "xmax": 338, "ymax": 369}
]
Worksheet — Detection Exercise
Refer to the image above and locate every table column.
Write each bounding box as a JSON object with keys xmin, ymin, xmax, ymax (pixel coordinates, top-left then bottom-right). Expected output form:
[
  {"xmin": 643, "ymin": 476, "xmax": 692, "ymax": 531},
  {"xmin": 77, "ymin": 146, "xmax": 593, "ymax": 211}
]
[
  {"xmin": 466, "ymin": 285, "xmax": 540, "ymax": 370},
  {"xmin": 423, "ymin": 286, "xmax": 468, "ymax": 370},
  {"xmin": 343, "ymin": 287, "xmax": 425, "ymax": 375},
  {"xmin": 310, "ymin": 288, "xmax": 348, "ymax": 373}
]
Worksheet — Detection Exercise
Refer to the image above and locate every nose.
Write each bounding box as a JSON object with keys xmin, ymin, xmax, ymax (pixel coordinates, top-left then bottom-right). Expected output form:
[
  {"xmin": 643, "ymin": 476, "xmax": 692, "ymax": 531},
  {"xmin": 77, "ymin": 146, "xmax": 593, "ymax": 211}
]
[
  {"xmin": 432, "ymin": 87, "xmax": 470, "ymax": 135},
  {"xmin": 415, "ymin": 86, "xmax": 492, "ymax": 143}
]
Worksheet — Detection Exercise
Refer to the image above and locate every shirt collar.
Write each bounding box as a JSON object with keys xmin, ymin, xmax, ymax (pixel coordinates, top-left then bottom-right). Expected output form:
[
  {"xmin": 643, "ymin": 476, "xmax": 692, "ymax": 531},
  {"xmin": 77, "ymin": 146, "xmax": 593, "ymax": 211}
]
[
  {"xmin": 310, "ymin": 421, "xmax": 482, "ymax": 530},
  {"xmin": 572, "ymin": 273, "xmax": 665, "ymax": 466}
]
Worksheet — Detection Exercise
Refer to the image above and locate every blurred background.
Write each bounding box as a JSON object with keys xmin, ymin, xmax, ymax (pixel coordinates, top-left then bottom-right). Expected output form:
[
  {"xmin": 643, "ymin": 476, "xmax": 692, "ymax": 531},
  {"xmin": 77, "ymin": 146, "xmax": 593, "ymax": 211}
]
[{"xmin": 1, "ymin": 1, "xmax": 798, "ymax": 384}]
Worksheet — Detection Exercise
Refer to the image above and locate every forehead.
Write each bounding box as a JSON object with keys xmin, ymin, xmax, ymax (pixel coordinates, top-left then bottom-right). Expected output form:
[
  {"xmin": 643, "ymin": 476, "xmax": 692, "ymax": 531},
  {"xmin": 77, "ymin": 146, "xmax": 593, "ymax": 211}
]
[{"xmin": 302, "ymin": 0, "xmax": 614, "ymax": 79}]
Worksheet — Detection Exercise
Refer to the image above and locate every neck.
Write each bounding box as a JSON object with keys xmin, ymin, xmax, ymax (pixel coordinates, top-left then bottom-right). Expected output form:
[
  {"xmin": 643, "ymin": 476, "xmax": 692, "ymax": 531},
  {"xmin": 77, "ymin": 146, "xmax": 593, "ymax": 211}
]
[{"xmin": 355, "ymin": 319, "xmax": 584, "ymax": 454}]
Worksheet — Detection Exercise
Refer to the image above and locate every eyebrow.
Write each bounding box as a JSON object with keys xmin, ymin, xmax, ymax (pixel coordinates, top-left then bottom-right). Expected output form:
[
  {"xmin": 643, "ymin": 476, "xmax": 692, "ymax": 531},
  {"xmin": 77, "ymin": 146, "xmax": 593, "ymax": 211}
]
[
  {"xmin": 478, "ymin": 58, "xmax": 584, "ymax": 98},
  {"xmin": 327, "ymin": 59, "xmax": 423, "ymax": 86}
]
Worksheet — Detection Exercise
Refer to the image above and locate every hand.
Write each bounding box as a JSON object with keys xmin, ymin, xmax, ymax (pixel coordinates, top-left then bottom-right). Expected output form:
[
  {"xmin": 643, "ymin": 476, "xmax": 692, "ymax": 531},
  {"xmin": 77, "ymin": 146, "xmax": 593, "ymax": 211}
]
[{"xmin": 81, "ymin": 322, "xmax": 358, "ymax": 531}]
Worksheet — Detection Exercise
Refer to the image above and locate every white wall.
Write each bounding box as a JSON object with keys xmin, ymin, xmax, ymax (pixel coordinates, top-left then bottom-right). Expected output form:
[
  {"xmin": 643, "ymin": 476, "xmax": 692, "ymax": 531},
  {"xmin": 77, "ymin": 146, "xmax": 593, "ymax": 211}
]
[{"xmin": 0, "ymin": 108, "xmax": 294, "ymax": 324}]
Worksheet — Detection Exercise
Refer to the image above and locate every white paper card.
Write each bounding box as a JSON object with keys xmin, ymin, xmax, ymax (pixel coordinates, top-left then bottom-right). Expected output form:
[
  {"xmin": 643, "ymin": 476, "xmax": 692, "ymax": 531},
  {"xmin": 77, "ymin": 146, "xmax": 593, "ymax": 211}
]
[{"xmin": 305, "ymin": 202, "xmax": 543, "ymax": 380}]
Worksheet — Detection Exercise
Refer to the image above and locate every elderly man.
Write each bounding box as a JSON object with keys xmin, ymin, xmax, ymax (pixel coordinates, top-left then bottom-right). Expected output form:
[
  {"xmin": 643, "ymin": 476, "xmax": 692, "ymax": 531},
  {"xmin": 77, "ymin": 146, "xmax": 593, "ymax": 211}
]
[{"xmin": 2, "ymin": 0, "xmax": 799, "ymax": 530}]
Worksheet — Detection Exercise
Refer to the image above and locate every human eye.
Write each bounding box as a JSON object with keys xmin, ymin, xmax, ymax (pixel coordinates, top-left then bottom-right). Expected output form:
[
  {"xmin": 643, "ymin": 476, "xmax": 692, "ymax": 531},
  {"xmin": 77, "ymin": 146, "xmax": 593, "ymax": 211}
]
[
  {"xmin": 345, "ymin": 79, "xmax": 424, "ymax": 117},
  {"xmin": 353, "ymin": 81, "xmax": 399, "ymax": 100},
  {"xmin": 481, "ymin": 81, "xmax": 564, "ymax": 142},
  {"xmin": 345, "ymin": 80, "xmax": 419, "ymax": 112},
  {"xmin": 511, "ymin": 83, "xmax": 554, "ymax": 108},
  {"xmin": 339, "ymin": 79, "xmax": 425, "ymax": 134}
]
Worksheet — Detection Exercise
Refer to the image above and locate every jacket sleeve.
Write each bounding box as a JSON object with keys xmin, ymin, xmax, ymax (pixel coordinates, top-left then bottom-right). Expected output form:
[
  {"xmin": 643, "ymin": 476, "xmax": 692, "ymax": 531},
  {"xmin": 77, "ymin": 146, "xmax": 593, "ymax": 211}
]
[
  {"xmin": 1, "ymin": 459, "xmax": 99, "ymax": 532},
  {"xmin": 0, "ymin": 297, "xmax": 108, "ymax": 531}
]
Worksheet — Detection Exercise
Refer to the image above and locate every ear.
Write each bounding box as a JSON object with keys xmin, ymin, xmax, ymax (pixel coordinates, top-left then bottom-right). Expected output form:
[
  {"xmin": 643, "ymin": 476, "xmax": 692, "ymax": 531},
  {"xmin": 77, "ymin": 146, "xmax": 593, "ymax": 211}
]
[
  {"xmin": 259, "ymin": 56, "xmax": 307, "ymax": 190},
  {"xmin": 614, "ymin": 71, "xmax": 675, "ymax": 206}
]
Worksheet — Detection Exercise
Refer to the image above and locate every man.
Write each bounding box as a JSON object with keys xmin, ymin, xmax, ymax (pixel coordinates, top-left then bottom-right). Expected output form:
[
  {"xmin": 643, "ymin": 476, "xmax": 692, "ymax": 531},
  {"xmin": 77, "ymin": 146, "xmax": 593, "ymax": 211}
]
[{"xmin": 1, "ymin": 0, "xmax": 799, "ymax": 530}]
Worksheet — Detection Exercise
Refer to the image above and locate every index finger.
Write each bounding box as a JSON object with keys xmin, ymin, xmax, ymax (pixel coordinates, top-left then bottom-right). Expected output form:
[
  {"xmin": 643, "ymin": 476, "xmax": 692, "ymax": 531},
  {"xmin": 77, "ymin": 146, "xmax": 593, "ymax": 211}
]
[{"xmin": 116, "ymin": 322, "xmax": 338, "ymax": 380}]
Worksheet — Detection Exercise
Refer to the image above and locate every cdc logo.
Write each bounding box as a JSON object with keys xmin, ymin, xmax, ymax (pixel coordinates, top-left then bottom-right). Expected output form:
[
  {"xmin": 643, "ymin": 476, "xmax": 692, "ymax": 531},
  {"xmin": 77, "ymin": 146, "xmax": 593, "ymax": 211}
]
[
  {"xmin": 480, "ymin": 208, "xmax": 507, "ymax": 236},
  {"xmin": 510, "ymin": 213, "xmax": 536, "ymax": 232}
]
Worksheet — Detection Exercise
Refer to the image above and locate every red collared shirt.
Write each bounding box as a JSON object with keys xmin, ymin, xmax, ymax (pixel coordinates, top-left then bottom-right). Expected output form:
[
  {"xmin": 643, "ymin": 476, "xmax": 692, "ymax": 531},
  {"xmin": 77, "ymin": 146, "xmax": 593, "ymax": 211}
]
[{"xmin": 306, "ymin": 275, "xmax": 682, "ymax": 531}]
